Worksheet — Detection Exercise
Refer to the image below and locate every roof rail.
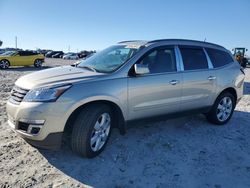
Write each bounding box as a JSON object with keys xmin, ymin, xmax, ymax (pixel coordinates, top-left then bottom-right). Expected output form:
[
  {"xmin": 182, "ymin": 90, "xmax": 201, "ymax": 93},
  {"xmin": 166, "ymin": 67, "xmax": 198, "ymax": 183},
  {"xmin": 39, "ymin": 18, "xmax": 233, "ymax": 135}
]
[
  {"xmin": 118, "ymin": 40, "xmax": 146, "ymax": 44},
  {"xmin": 147, "ymin": 39, "xmax": 225, "ymax": 49}
]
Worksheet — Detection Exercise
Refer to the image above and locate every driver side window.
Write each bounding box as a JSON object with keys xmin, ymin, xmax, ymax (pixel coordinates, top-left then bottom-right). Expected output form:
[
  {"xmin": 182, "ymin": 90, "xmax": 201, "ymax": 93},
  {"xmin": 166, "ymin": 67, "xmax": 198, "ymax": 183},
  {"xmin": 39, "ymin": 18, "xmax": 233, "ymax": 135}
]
[{"xmin": 138, "ymin": 47, "xmax": 177, "ymax": 74}]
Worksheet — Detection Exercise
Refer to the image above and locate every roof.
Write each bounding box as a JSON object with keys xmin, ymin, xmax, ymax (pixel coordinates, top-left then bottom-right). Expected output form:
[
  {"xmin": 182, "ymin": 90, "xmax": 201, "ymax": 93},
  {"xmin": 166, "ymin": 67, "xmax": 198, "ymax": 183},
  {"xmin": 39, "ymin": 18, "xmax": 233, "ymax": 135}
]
[{"xmin": 119, "ymin": 39, "xmax": 226, "ymax": 51}]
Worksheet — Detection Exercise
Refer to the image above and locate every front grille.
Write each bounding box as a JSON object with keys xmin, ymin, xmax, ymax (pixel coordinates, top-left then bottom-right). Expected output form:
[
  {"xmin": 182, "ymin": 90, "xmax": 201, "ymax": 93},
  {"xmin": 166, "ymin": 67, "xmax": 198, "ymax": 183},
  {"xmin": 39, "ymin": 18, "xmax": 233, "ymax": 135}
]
[
  {"xmin": 18, "ymin": 121, "xmax": 29, "ymax": 131},
  {"xmin": 9, "ymin": 85, "xmax": 29, "ymax": 105}
]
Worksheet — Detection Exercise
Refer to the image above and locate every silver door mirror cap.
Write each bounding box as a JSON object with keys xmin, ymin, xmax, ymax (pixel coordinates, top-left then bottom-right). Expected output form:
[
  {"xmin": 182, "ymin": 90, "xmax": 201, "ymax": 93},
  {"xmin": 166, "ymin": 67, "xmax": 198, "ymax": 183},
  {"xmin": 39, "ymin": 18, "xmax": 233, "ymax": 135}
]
[{"xmin": 134, "ymin": 64, "xmax": 150, "ymax": 75}]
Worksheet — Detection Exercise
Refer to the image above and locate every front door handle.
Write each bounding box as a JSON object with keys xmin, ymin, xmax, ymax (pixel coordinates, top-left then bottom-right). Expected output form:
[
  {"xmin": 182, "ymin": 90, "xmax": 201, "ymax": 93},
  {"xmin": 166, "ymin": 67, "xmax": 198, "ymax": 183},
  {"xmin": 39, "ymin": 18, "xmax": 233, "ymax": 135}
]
[
  {"xmin": 208, "ymin": 76, "xmax": 216, "ymax": 80},
  {"xmin": 169, "ymin": 80, "xmax": 179, "ymax": 85}
]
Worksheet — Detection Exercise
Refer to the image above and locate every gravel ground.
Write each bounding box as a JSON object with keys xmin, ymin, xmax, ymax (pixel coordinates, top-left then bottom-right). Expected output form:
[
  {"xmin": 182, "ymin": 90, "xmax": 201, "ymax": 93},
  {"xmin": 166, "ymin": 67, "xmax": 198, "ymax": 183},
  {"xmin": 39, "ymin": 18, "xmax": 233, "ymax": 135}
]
[{"xmin": 0, "ymin": 59, "xmax": 250, "ymax": 188}]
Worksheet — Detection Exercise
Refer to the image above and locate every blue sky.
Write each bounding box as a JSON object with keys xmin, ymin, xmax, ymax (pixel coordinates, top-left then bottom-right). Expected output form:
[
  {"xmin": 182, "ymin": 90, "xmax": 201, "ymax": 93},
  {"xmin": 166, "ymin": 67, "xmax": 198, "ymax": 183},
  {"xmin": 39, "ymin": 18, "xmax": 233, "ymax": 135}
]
[{"xmin": 0, "ymin": 0, "xmax": 249, "ymax": 52}]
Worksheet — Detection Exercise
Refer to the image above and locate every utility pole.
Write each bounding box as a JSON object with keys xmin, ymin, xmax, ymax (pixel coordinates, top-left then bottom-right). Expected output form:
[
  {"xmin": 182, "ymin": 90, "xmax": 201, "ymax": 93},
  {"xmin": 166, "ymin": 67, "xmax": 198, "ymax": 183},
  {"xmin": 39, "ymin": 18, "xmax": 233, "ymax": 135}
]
[{"xmin": 15, "ymin": 36, "xmax": 17, "ymax": 49}]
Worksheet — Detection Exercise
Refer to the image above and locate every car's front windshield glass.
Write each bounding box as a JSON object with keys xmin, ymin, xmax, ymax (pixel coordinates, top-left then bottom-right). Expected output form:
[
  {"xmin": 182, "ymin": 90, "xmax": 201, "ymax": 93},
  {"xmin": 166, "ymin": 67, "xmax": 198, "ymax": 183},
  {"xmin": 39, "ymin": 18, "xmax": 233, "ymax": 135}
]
[
  {"xmin": 0, "ymin": 51, "xmax": 17, "ymax": 56},
  {"xmin": 78, "ymin": 45, "xmax": 140, "ymax": 73}
]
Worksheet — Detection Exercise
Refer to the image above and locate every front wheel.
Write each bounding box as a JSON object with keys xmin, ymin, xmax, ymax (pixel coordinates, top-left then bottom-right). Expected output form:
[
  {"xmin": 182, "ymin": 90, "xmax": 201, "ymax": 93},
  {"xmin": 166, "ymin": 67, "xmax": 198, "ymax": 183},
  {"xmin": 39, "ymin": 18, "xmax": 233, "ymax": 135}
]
[
  {"xmin": 34, "ymin": 59, "xmax": 43, "ymax": 68},
  {"xmin": 71, "ymin": 104, "xmax": 113, "ymax": 158},
  {"xmin": 206, "ymin": 92, "xmax": 236, "ymax": 125},
  {"xmin": 0, "ymin": 59, "xmax": 10, "ymax": 69}
]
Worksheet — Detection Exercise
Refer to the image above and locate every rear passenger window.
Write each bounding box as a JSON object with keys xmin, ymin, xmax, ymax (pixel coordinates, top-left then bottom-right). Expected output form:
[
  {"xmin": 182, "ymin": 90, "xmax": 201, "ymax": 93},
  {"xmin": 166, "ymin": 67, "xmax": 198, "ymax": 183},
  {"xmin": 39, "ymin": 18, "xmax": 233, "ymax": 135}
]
[
  {"xmin": 206, "ymin": 48, "xmax": 233, "ymax": 68},
  {"xmin": 180, "ymin": 47, "xmax": 208, "ymax": 70}
]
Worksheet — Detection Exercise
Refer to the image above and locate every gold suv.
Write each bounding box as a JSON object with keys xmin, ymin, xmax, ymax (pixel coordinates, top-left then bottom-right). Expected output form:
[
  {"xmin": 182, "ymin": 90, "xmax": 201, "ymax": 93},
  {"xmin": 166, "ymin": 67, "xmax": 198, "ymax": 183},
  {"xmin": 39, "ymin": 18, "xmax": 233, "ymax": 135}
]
[{"xmin": 6, "ymin": 39, "xmax": 245, "ymax": 158}]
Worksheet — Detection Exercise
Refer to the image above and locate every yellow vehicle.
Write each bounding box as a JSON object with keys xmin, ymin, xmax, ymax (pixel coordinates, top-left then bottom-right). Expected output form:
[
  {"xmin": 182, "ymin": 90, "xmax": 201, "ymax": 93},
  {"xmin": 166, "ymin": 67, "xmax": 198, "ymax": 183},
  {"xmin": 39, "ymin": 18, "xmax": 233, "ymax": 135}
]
[{"xmin": 0, "ymin": 51, "xmax": 44, "ymax": 69}]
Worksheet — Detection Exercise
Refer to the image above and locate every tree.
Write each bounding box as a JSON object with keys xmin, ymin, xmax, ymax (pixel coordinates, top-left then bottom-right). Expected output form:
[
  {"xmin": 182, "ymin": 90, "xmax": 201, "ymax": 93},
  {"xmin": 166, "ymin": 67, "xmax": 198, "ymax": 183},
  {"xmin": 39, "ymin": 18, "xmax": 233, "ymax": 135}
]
[{"xmin": 0, "ymin": 40, "xmax": 2, "ymax": 47}]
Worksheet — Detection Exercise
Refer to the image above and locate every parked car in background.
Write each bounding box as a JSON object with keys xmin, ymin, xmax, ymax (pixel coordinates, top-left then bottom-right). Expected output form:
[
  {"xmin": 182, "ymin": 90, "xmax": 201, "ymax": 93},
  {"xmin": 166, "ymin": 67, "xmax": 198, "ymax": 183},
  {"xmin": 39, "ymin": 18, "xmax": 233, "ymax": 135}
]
[
  {"xmin": 0, "ymin": 49, "xmax": 5, "ymax": 55},
  {"xmin": 37, "ymin": 49, "xmax": 52, "ymax": 56},
  {"xmin": 46, "ymin": 51, "xmax": 63, "ymax": 58},
  {"xmin": 78, "ymin": 50, "xmax": 95, "ymax": 58},
  {"xmin": 52, "ymin": 52, "xmax": 64, "ymax": 58},
  {"xmin": 6, "ymin": 39, "xmax": 245, "ymax": 158},
  {"xmin": 63, "ymin": 53, "xmax": 79, "ymax": 60},
  {"xmin": 62, "ymin": 52, "xmax": 74, "ymax": 59},
  {"xmin": 0, "ymin": 50, "xmax": 44, "ymax": 69}
]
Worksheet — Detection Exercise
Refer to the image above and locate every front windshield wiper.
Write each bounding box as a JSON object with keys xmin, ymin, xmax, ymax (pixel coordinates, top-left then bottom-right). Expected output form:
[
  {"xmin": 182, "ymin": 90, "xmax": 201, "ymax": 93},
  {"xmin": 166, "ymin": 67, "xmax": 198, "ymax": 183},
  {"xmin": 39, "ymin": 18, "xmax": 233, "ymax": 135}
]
[{"xmin": 79, "ymin": 65, "xmax": 98, "ymax": 72}]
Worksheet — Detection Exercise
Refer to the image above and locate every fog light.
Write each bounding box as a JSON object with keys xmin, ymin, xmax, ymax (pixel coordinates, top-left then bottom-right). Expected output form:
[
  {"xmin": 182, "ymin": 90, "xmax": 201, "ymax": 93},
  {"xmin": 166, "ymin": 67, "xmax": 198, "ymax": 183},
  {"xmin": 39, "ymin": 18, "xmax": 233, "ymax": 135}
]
[
  {"xmin": 30, "ymin": 127, "xmax": 41, "ymax": 134},
  {"xmin": 27, "ymin": 125, "xmax": 43, "ymax": 135}
]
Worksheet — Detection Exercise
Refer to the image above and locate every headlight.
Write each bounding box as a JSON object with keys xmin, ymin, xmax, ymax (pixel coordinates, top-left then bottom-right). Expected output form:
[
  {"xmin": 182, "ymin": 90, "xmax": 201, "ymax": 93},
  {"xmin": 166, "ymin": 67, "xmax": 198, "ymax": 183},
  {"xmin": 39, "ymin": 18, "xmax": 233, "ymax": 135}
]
[{"xmin": 23, "ymin": 84, "xmax": 72, "ymax": 102}]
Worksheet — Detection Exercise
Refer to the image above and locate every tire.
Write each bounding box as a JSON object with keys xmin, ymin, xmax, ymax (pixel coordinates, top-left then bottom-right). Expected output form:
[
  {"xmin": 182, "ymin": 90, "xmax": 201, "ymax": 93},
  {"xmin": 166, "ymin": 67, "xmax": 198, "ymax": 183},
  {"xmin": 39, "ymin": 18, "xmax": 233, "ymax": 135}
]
[
  {"xmin": 71, "ymin": 104, "xmax": 113, "ymax": 158},
  {"xmin": 206, "ymin": 92, "xmax": 236, "ymax": 125},
  {"xmin": 0, "ymin": 59, "xmax": 10, "ymax": 69},
  {"xmin": 34, "ymin": 59, "xmax": 42, "ymax": 68}
]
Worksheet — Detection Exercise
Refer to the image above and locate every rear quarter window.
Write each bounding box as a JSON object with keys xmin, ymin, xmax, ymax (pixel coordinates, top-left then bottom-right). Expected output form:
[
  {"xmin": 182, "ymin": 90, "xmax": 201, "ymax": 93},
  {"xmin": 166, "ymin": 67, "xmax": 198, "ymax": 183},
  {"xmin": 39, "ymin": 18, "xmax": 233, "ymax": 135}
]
[{"xmin": 205, "ymin": 48, "xmax": 234, "ymax": 68}]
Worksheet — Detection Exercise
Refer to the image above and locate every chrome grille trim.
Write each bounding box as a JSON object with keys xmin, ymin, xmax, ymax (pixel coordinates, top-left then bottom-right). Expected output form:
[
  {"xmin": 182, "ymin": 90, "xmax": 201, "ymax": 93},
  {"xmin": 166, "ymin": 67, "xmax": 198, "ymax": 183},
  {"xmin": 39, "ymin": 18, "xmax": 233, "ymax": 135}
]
[{"xmin": 9, "ymin": 85, "xmax": 29, "ymax": 105}]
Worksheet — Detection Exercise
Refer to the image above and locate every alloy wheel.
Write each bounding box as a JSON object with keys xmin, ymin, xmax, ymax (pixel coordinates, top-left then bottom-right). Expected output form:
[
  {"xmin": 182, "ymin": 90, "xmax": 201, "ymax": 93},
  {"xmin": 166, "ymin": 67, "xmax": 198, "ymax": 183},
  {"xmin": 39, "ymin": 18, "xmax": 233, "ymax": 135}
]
[
  {"xmin": 216, "ymin": 96, "xmax": 233, "ymax": 122},
  {"xmin": 90, "ymin": 113, "xmax": 111, "ymax": 152},
  {"xmin": 0, "ymin": 60, "xmax": 9, "ymax": 69}
]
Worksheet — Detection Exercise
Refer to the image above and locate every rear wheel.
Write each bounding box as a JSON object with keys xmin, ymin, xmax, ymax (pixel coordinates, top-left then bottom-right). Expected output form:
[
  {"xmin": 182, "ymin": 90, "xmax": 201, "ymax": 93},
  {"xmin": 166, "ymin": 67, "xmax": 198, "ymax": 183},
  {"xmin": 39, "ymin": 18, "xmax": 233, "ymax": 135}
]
[
  {"xmin": 71, "ymin": 104, "xmax": 112, "ymax": 158},
  {"xmin": 34, "ymin": 59, "xmax": 42, "ymax": 68},
  {"xmin": 0, "ymin": 59, "xmax": 10, "ymax": 69},
  {"xmin": 206, "ymin": 92, "xmax": 236, "ymax": 125}
]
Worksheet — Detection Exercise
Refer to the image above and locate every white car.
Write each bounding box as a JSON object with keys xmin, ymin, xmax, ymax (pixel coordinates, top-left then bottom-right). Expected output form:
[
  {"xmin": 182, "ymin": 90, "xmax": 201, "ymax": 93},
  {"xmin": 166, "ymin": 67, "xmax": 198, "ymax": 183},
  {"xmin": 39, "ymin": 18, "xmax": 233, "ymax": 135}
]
[{"xmin": 63, "ymin": 53, "xmax": 79, "ymax": 60}]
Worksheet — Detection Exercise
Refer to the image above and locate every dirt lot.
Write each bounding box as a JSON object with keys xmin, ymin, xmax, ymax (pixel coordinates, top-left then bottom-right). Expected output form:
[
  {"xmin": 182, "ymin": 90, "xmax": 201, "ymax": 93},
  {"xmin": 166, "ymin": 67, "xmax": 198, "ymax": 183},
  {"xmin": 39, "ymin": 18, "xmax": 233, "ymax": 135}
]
[{"xmin": 0, "ymin": 59, "xmax": 250, "ymax": 188}]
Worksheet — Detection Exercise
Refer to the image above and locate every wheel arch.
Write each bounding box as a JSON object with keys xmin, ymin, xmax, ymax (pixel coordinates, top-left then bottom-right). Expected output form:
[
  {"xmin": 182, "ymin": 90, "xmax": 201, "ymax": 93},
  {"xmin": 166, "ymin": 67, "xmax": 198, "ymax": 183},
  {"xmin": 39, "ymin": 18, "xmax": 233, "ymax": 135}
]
[
  {"xmin": 0, "ymin": 59, "xmax": 11, "ymax": 64},
  {"xmin": 217, "ymin": 87, "xmax": 237, "ymax": 102},
  {"xmin": 64, "ymin": 100, "xmax": 126, "ymax": 138}
]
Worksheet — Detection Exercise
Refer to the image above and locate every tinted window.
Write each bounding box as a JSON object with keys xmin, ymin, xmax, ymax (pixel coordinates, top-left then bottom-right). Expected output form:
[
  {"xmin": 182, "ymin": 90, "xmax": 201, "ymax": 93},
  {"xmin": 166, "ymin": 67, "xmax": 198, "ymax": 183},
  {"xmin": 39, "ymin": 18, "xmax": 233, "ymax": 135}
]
[
  {"xmin": 206, "ymin": 48, "xmax": 233, "ymax": 68},
  {"xmin": 18, "ymin": 51, "xmax": 26, "ymax": 56},
  {"xmin": 138, "ymin": 47, "xmax": 176, "ymax": 74},
  {"xmin": 19, "ymin": 51, "xmax": 36, "ymax": 56},
  {"xmin": 180, "ymin": 47, "xmax": 208, "ymax": 70}
]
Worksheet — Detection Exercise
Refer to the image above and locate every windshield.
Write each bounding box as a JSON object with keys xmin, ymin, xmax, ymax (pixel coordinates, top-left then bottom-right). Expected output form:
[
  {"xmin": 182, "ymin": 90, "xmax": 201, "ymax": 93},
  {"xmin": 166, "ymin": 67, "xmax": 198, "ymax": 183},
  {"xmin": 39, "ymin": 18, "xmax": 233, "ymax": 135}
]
[
  {"xmin": 234, "ymin": 49, "xmax": 244, "ymax": 56},
  {"xmin": 0, "ymin": 51, "xmax": 17, "ymax": 56},
  {"xmin": 78, "ymin": 45, "xmax": 139, "ymax": 73}
]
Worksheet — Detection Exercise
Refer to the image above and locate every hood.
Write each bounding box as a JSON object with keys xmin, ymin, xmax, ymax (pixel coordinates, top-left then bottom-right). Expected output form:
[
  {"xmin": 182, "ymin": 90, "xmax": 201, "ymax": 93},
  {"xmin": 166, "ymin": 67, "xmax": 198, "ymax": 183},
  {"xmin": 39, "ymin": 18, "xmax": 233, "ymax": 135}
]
[{"xmin": 15, "ymin": 65, "xmax": 105, "ymax": 89}]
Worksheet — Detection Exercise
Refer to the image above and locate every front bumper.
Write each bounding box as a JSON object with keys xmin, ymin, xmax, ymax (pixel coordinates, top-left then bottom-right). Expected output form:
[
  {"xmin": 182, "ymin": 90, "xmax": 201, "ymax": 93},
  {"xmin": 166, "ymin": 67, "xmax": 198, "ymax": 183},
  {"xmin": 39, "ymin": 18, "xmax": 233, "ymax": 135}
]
[
  {"xmin": 23, "ymin": 132, "xmax": 63, "ymax": 150},
  {"xmin": 6, "ymin": 99, "xmax": 72, "ymax": 148}
]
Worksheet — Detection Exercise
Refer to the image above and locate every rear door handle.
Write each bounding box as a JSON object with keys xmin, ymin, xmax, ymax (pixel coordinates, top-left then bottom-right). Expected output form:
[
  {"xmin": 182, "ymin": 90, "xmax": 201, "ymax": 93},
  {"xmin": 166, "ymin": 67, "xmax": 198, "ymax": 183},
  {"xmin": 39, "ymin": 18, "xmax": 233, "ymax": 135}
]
[
  {"xmin": 169, "ymin": 80, "xmax": 179, "ymax": 85},
  {"xmin": 208, "ymin": 76, "xmax": 216, "ymax": 80}
]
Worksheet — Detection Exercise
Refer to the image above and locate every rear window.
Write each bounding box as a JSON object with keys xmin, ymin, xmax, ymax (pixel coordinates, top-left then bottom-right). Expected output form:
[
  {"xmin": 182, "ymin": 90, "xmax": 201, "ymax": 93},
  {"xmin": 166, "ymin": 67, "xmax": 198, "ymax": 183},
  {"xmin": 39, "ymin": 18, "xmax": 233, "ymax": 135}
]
[
  {"xmin": 205, "ymin": 48, "xmax": 233, "ymax": 68},
  {"xmin": 179, "ymin": 47, "xmax": 208, "ymax": 70}
]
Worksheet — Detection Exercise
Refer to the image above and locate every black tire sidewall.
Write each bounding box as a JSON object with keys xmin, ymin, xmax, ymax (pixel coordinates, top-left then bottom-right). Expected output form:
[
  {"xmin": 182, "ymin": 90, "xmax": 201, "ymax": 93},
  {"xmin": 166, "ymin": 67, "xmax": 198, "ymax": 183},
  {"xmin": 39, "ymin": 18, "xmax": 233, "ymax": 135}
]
[
  {"xmin": 0, "ymin": 59, "xmax": 10, "ymax": 69},
  {"xmin": 34, "ymin": 59, "xmax": 42, "ymax": 68},
  {"xmin": 71, "ymin": 104, "xmax": 113, "ymax": 158},
  {"xmin": 208, "ymin": 92, "xmax": 236, "ymax": 125}
]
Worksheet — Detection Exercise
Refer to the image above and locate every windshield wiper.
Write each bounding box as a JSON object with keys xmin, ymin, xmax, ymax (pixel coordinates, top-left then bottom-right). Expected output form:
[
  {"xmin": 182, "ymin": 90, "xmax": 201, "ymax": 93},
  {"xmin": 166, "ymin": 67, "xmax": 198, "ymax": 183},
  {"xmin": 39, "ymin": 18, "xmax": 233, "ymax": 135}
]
[{"xmin": 79, "ymin": 66, "xmax": 98, "ymax": 72}]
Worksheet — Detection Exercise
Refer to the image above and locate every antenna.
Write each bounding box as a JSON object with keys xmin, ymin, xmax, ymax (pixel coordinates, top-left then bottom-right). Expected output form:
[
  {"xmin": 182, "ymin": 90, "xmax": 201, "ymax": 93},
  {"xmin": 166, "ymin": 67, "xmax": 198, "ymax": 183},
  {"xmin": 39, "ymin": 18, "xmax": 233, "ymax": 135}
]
[{"xmin": 15, "ymin": 36, "xmax": 18, "ymax": 48}]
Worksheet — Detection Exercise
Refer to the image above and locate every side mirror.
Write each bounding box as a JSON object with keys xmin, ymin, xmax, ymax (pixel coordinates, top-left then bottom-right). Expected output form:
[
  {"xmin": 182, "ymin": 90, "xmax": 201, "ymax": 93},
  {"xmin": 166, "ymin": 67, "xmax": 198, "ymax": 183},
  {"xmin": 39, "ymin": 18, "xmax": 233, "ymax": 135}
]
[
  {"xmin": 134, "ymin": 64, "xmax": 150, "ymax": 75},
  {"xmin": 246, "ymin": 49, "xmax": 248, "ymax": 52}
]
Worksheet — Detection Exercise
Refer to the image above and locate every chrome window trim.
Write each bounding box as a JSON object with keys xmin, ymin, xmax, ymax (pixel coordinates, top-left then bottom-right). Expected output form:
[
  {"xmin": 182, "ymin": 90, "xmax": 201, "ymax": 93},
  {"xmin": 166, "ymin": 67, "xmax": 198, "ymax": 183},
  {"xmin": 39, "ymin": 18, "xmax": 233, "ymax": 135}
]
[
  {"xmin": 175, "ymin": 46, "xmax": 184, "ymax": 71},
  {"xmin": 203, "ymin": 48, "xmax": 214, "ymax": 69},
  {"xmin": 135, "ymin": 71, "xmax": 180, "ymax": 77}
]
